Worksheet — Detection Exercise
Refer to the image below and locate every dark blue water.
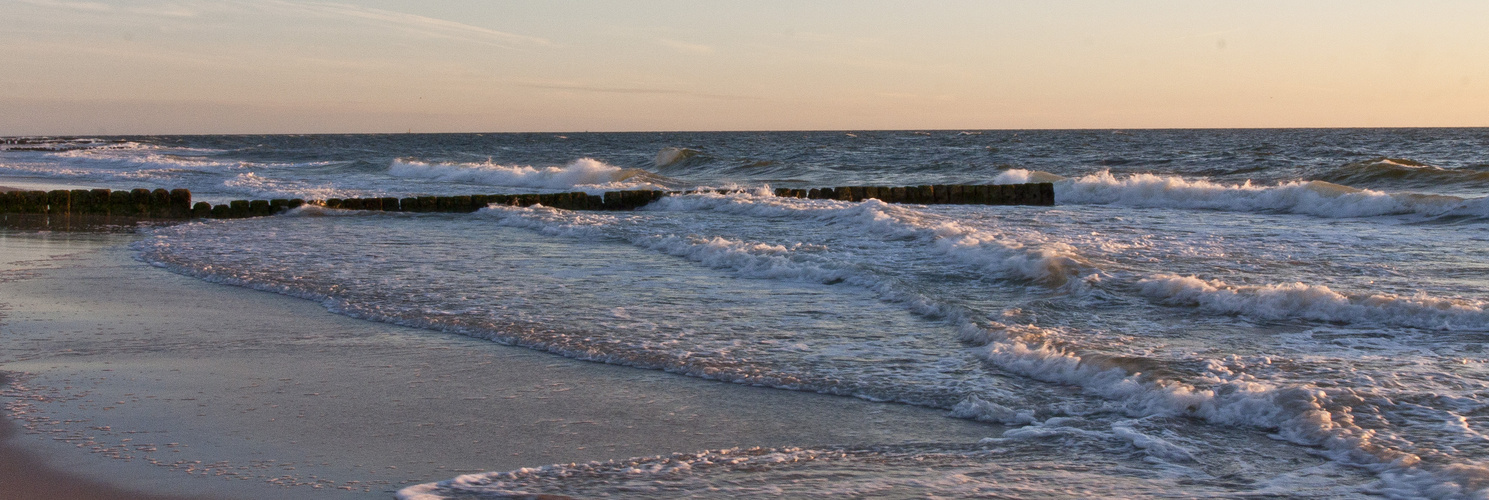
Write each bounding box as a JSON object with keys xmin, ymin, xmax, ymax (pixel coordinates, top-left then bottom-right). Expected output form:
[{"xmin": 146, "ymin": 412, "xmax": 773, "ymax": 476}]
[{"xmin": 4, "ymin": 129, "xmax": 1489, "ymax": 199}]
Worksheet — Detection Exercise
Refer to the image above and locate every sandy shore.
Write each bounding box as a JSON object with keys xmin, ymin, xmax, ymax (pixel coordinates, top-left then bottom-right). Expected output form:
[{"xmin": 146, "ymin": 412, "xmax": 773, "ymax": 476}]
[
  {"xmin": 0, "ymin": 230, "xmax": 996, "ymax": 498},
  {"xmin": 1, "ymin": 372, "xmax": 205, "ymax": 500}
]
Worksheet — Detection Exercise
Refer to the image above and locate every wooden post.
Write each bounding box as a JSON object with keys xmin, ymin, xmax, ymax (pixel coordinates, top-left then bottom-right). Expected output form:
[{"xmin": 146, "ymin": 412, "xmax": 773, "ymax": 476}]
[{"xmin": 169, "ymin": 189, "xmax": 192, "ymax": 217}]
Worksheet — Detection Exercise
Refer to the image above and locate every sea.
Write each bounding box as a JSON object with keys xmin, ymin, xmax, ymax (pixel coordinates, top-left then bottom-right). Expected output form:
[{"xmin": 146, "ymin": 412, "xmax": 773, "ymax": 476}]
[{"xmin": 2, "ymin": 129, "xmax": 1487, "ymax": 499}]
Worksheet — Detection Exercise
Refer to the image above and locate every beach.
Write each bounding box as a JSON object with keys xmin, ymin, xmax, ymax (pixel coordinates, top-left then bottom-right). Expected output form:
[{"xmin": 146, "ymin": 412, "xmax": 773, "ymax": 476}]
[
  {"xmin": 2, "ymin": 130, "xmax": 1485, "ymax": 498},
  {"xmin": 0, "ymin": 228, "xmax": 997, "ymax": 499}
]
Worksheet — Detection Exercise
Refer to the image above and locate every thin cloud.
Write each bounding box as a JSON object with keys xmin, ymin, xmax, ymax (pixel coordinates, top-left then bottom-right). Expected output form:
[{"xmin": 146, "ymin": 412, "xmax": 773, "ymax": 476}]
[
  {"xmin": 254, "ymin": 0, "xmax": 551, "ymax": 49},
  {"xmin": 14, "ymin": 0, "xmax": 112, "ymax": 12},
  {"xmin": 16, "ymin": 0, "xmax": 197, "ymax": 17},
  {"xmin": 520, "ymin": 82, "xmax": 755, "ymax": 101},
  {"xmin": 18, "ymin": 0, "xmax": 551, "ymax": 49}
]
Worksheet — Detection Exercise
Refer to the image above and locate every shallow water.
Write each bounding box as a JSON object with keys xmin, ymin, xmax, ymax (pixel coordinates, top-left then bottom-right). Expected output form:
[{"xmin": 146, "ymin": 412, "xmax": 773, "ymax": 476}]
[{"xmin": 6, "ymin": 129, "xmax": 1487, "ymax": 498}]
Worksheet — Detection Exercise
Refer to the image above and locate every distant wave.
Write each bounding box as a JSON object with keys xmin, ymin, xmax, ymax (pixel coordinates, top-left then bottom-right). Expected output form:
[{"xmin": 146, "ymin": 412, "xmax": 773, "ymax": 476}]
[
  {"xmin": 0, "ymin": 156, "xmax": 325, "ymax": 185},
  {"xmin": 0, "ymin": 137, "xmax": 130, "ymax": 152},
  {"xmin": 992, "ymin": 169, "xmax": 1067, "ymax": 185},
  {"xmin": 996, "ymin": 169, "xmax": 1486, "ymax": 219},
  {"xmin": 389, "ymin": 157, "xmax": 678, "ymax": 192},
  {"xmin": 1318, "ymin": 157, "xmax": 1489, "ymax": 190},
  {"xmin": 654, "ymin": 147, "xmax": 703, "ymax": 168},
  {"xmin": 222, "ymin": 172, "xmax": 361, "ymax": 201},
  {"xmin": 8, "ymin": 141, "xmax": 325, "ymax": 174}
]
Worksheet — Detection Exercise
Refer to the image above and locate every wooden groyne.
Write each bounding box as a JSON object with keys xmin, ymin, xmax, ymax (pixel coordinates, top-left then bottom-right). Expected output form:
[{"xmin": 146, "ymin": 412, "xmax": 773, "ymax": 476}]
[
  {"xmin": 0, "ymin": 183, "xmax": 1054, "ymax": 220},
  {"xmin": 0, "ymin": 188, "xmax": 195, "ymax": 217}
]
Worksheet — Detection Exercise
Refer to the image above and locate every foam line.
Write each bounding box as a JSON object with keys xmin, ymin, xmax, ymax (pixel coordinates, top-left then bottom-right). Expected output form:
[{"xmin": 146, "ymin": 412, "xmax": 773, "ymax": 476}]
[
  {"xmin": 389, "ymin": 157, "xmax": 670, "ymax": 193},
  {"xmin": 997, "ymin": 169, "xmax": 1486, "ymax": 219}
]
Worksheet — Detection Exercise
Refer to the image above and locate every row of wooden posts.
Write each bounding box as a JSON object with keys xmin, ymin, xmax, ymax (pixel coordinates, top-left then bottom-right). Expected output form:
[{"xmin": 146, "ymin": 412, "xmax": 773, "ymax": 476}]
[
  {"xmin": 0, "ymin": 183, "xmax": 1054, "ymax": 219},
  {"xmin": 0, "ymin": 188, "xmax": 195, "ymax": 217}
]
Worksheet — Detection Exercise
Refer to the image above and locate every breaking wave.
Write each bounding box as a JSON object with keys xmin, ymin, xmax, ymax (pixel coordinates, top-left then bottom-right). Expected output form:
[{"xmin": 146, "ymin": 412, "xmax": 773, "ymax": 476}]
[
  {"xmin": 389, "ymin": 157, "xmax": 678, "ymax": 192},
  {"xmin": 1137, "ymin": 274, "xmax": 1489, "ymax": 330},
  {"xmin": 998, "ymin": 169, "xmax": 1486, "ymax": 219},
  {"xmin": 654, "ymin": 146, "xmax": 703, "ymax": 168}
]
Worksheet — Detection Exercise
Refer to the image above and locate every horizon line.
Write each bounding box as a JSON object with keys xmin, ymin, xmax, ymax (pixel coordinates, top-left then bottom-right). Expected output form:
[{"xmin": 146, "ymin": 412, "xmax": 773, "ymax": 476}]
[{"xmin": 5, "ymin": 125, "xmax": 1488, "ymax": 138}]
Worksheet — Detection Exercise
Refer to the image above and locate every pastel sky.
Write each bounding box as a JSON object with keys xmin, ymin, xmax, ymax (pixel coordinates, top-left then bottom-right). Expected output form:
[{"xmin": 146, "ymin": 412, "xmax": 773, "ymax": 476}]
[{"xmin": 3, "ymin": 0, "xmax": 1486, "ymax": 134}]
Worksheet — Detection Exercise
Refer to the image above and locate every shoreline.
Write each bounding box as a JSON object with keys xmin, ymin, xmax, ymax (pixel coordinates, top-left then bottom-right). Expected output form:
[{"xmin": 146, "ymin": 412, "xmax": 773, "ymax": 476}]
[
  {"xmin": 1, "ymin": 374, "xmax": 204, "ymax": 500},
  {"xmin": 0, "ymin": 229, "xmax": 998, "ymax": 498}
]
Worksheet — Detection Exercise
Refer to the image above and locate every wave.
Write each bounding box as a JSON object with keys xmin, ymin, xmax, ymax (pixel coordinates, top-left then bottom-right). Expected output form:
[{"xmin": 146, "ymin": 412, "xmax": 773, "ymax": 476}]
[
  {"xmin": 0, "ymin": 158, "xmax": 303, "ymax": 190},
  {"xmin": 4, "ymin": 141, "xmax": 329, "ymax": 177},
  {"xmin": 654, "ymin": 146, "xmax": 703, "ymax": 168},
  {"xmin": 388, "ymin": 157, "xmax": 678, "ymax": 193},
  {"xmin": 992, "ymin": 169, "xmax": 1068, "ymax": 185},
  {"xmin": 221, "ymin": 172, "xmax": 362, "ymax": 201},
  {"xmin": 957, "ymin": 319, "xmax": 1488, "ymax": 499},
  {"xmin": 0, "ymin": 137, "xmax": 130, "ymax": 152},
  {"xmin": 998, "ymin": 169, "xmax": 1485, "ymax": 219},
  {"xmin": 1137, "ymin": 274, "xmax": 1489, "ymax": 330},
  {"xmin": 42, "ymin": 142, "xmax": 240, "ymax": 171},
  {"xmin": 616, "ymin": 192, "xmax": 1487, "ymax": 496},
  {"xmin": 643, "ymin": 190, "xmax": 1092, "ymax": 285},
  {"xmin": 647, "ymin": 189, "xmax": 1487, "ymax": 333},
  {"xmin": 1319, "ymin": 157, "xmax": 1489, "ymax": 190},
  {"xmin": 397, "ymin": 441, "xmax": 1308, "ymax": 500}
]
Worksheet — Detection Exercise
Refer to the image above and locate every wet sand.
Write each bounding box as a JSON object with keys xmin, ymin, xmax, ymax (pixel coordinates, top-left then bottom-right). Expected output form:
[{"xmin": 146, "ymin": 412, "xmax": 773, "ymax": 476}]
[
  {"xmin": 0, "ymin": 230, "xmax": 998, "ymax": 498},
  {"xmin": 1, "ymin": 373, "xmax": 205, "ymax": 500}
]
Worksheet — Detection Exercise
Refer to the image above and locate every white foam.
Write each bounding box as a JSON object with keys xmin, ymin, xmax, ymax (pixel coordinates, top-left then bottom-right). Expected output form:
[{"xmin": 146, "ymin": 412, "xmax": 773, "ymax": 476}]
[
  {"xmin": 644, "ymin": 191, "xmax": 1093, "ymax": 285},
  {"xmin": 1001, "ymin": 169, "xmax": 1484, "ymax": 218},
  {"xmin": 479, "ymin": 204, "xmax": 861, "ymax": 286},
  {"xmin": 1111, "ymin": 422, "xmax": 1198, "ymax": 462},
  {"xmin": 46, "ymin": 143, "xmax": 309, "ymax": 171},
  {"xmin": 1137, "ymin": 274, "xmax": 1489, "ymax": 330},
  {"xmin": 1449, "ymin": 196, "xmax": 1489, "ymax": 218},
  {"xmin": 396, "ymin": 444, "xmax": 1272, "ymax": 500},
  {"xmin": 389, "ymin": 157, "xmax": 667, "ymax": 193},
  {"xmin": 956, "ymin": 319, "xmax": 1489, "ymax": 498},
  {"xmin": 222, "ymin": 172, "xmax": 360, "ymax": 201},
  {"xmin": 993, "ymin": 169, "xmax": 1068, "ymax": 185}
]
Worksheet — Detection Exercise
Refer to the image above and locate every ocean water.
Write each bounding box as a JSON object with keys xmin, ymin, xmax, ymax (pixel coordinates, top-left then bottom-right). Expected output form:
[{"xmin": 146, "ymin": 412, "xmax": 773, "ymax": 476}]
[{"xmin": 3, "ymin": 129, "xmax": 1487, "ymax": 498}]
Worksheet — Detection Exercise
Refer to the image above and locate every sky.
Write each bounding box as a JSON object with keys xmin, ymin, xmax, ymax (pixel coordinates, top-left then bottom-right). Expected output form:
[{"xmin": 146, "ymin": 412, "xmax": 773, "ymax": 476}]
[{"xmin": 2, "ymin": 0, "xmax": 1487, "ymax": 134}]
